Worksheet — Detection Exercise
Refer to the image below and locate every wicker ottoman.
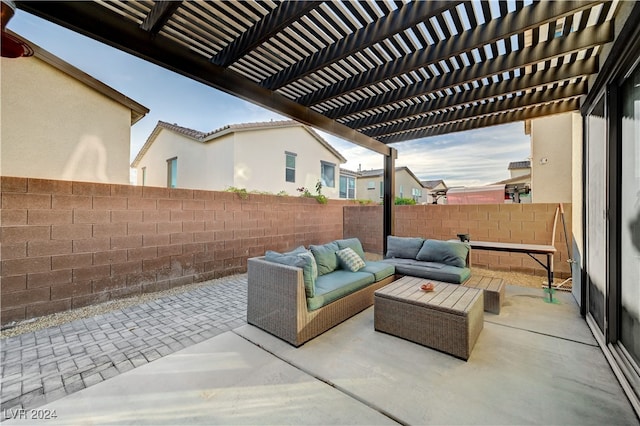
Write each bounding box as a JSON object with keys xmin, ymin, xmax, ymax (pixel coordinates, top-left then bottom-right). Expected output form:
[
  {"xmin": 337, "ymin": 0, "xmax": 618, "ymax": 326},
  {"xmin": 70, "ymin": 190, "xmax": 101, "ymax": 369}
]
[
  {"xmin": 462, "ymin": 275, "xmax": 505, "ymax": 314},
  {"xmin": 374, "ymin": 276, "xmax": 484, "ymax": 360}
]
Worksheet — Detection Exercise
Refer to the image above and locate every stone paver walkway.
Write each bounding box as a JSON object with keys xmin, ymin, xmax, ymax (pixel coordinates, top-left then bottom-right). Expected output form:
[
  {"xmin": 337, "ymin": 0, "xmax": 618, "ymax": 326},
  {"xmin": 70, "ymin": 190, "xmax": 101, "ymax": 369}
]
[{"xmin": 0, "ymin": 274, "xmax": 248, "ymax": 419}]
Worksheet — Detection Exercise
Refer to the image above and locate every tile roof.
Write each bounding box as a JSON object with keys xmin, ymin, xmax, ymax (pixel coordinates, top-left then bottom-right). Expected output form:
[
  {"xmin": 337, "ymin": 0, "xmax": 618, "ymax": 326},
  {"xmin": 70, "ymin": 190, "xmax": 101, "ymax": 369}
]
[
  {"xmin": 508, "ymin": 161, "xmax": 531, "ymax": 170},
  {"xmin": 357, "ymin": 166, "xmax": 424, "ymax": 187},
  {"xmin": 421, "ymin": 180, "xmax": 446, "ymax": 190},
  {"xmin": 132, "ymin": 119, "xmax": 346, "ymax": 167},
  {"xmin": 493, "ymin": 173, "xmax": 532, "ymax": 185}
]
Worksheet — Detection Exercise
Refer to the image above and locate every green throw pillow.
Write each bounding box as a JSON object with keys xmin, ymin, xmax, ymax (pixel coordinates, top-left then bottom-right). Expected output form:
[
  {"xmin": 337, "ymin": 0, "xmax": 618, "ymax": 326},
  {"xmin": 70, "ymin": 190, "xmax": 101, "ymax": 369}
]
[
  {"xmin": 336, "ymin": 247, "xmax": 366, "ymax": 272},
  {"xmin": 335, "ymin": 238, "xmax": 366, "ymax": 260},
  {"xmin": 310, "ymin": 241, "xmax": 340, "ymax": 275}
]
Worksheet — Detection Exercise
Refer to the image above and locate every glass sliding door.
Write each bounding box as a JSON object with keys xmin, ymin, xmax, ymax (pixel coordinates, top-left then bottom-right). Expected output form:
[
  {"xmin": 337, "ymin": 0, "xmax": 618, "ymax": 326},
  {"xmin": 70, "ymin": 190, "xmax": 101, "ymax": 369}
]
[
  {"xmin": 586, "ymin": 96, "xmax": 608, "ymax": 334},
  {"xmin": 619, "ymin": 63, "xmax": 640, "ymax": 375}
]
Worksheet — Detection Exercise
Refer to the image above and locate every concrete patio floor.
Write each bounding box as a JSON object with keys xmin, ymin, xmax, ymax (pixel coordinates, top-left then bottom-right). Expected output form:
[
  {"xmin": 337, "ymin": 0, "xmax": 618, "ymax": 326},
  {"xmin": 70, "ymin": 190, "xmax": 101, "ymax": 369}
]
[{"xmin": 4, "ymin": 284, "xmax": 638, "ymax": 425}]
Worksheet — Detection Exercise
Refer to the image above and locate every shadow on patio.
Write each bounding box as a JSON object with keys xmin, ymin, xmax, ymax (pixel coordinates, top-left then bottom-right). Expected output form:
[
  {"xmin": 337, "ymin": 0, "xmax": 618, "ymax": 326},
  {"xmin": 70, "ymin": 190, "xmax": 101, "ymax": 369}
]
[{"xmin": 7, "ymin": 282, "xmax": 637, "ymax": 425}]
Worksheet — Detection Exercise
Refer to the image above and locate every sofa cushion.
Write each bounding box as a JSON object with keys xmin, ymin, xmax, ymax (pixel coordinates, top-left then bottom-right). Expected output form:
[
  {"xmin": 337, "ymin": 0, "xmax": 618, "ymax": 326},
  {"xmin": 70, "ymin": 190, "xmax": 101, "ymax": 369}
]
[
  {"xmin": 382, "ymin": 258, "xmax": 444, "ymax": 269},
  {"xmin": 336, "ymin": 247, "xmax": 366, "ymax": 272},
  {"xmin": 310, "ymin": 241, "xmax": 340, "ymax": 275},
  {"xmin": 307, "ymin": 270, "xmax": 375, "ymax": 311},
  {"xmin": 265, "ymin": 247, "xmax": 317, "ymax": 297},
  {"xmin": 382, "ymin": 258, "xmax": 470, "ymax": 284},
  {"xmin": 416, "ymin": 239, "xmax": 469, "ymax": 268},
  {"xmin": 335, "ymin": 238, "xmax": 366, "ymax": 260},
  {"xmin": 361, "ymin": 261, "xmax": 395, "ymax": 281},
  {"xmin": 386, "ymin": 236, "xmax": 425, "ymax": 259}
]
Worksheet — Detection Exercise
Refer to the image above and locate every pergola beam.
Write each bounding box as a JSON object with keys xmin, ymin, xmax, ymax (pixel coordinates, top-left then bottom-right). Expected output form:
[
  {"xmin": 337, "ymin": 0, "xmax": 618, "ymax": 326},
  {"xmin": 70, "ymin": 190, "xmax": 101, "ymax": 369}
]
[
  {"xmin": 328, "ymin": 21, "xmax": 613, "ymax": 121},
  {"xmin": 210, "ymin": 1, "xmax": 322, "ymax": 67},
  {"xmin": 370, "ymin": 82, "xmax": 587, "ymax": 139},
  {"xmin": 140, "ymin": 1, "xmax": 182, "ymax": 34},
  {"xmin": 351, "ymin": 57, "xmax": 597, "ymax": 131},
  {"xmin": 15, "ymin": 0, "xmax": 391, "ymax": 157},
  {"xmin": 378, "ymin": 100, "xmax": 581, "ymax": 143},
  {"xmin": 260, "ymin": 1, "xmax": 459, "ymax": 90},
  {"xmin": 297, "ymin": 0, "xmax": 599, "ymax": 107}
]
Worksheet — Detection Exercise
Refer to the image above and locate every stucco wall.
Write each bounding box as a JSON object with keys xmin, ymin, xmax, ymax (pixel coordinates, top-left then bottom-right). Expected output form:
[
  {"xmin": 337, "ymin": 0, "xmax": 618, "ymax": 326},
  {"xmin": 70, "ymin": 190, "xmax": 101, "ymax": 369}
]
[
  {"xmin": 135, "ymin": 126, "xmax": 344, "ymax": 198},
  {"xmin": 233, "ymin": 126, "xmax": 342, "ymax": 198},
  {"xmin": 530, "ymin": 112, "xmax": 575, "ymax": 203},
  {"xmin": 356, "ymin": 170, "xmax": 426, "ymax": 203},
  {"xmin": 1, "ymin": 55, "xmax": 132, "ymax": 184},
  {"xmin": 136, "ymin": 130, "xmax": 235, "ymax": 190}
]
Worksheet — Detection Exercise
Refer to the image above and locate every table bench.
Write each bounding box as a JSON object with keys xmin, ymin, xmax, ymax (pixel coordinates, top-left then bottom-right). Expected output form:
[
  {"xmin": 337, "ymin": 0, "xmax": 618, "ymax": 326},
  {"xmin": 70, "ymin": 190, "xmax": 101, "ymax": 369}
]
[
  {"xmin": 469, "ymin": 240, "xmax": 557, "ymax": 301},
  {"xmin": 462, "ymin": 275, "xmax": 505, "ymax": 314},
  {"xmin": 374, "ymin": 276, "xmax": 484, "ymax": 360}
]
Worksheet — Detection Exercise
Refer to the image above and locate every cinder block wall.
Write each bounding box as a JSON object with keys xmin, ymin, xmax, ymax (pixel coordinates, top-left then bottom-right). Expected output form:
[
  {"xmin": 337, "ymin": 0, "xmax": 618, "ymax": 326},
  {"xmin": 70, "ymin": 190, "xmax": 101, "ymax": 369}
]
[
  {"xmin": 0, "ymin": 177, "xmax": 347, "ymax": 325},
  {"xmin": 344, "ymin": 203, "xmax": 572, "ymax": 278}
]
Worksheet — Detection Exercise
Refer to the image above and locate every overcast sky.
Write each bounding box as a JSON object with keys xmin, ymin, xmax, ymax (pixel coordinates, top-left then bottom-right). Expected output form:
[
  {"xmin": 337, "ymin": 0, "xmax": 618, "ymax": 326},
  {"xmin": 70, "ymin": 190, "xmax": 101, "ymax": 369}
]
[{"xmin": 8, "ymin": 10, "xmax": 531, "ymax": 188}]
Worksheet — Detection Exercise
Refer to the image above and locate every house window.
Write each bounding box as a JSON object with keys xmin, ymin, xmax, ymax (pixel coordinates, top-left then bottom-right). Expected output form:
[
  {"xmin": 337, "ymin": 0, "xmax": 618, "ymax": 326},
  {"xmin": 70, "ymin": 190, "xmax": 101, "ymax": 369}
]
[
  {"xmin": 141, "ymin": 167, "xmax": 146, "ymax": 186},
  {"xmin": 399, "ymin": 184, "xmax": 404, "ymax": 199},
  {"xmin": 339, "ymin": 175, "xmax": 355, "ymax": 199},
  {"xmin": 412, "ymin": 187, "xmax": 422, "ymax": 201},
  {"xmin": 379, "ymin": 182, "xmax": 383, "ymax": 199},
  {"xmin": 285, "ymin": 152, "xmax": 296, "ymax": 183},
  {"xmin": 167, "ymin": 157, "xmax": 177, "ymax": 188},
  {"xmin": 320, "ymin": 161, "xmax": 335, "ymax": 188},
  {"xmin": 367, "ymin": 181, "xmax": 375, "ymax": 190}
]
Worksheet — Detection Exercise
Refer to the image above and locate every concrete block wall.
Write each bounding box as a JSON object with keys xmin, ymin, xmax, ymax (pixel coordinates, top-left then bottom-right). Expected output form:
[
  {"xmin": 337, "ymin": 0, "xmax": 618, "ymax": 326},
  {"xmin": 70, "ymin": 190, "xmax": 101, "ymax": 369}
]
[
  {"xmin": 0, "ymin": 177, "xmax": 347, "ymax": 325},
  {"xmin": 344, "ymin": 203, "xmax": 572, "ymax": 279}
]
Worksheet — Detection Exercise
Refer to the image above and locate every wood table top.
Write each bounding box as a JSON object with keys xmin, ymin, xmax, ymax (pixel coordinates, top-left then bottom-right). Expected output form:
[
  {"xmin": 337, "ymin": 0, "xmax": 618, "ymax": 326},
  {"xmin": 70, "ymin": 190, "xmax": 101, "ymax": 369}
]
[{"xmin": 375, "ymin": 276, "xmax": 482, "ymax": 315}]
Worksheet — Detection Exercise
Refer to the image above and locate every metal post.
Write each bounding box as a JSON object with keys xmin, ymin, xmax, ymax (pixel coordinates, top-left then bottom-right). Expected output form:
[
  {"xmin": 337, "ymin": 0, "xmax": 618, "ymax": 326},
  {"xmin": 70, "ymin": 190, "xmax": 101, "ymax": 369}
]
[{"xmin": 383, "ymin": 148, "xmax": 396, "ymax": 255}]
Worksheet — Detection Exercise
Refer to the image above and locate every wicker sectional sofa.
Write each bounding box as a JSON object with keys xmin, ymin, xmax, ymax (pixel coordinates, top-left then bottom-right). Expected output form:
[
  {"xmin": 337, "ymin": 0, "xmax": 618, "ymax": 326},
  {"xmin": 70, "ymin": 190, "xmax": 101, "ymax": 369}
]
[{"xmin": 247, "ymin": 238, "xmax": 395, "ymax": 347}]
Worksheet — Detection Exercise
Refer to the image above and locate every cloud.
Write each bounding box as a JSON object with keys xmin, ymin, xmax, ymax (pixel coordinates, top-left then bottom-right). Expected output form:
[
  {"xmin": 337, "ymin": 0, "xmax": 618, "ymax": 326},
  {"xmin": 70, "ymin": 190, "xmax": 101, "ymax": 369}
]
[{"xmin": 320, "ymin": 122, "xmax": 530, "ymax": 187}]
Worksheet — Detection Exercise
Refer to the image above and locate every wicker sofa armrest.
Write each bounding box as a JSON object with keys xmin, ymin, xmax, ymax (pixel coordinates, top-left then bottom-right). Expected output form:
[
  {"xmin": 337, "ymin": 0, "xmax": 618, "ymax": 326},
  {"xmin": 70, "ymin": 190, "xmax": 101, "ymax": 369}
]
[{"xmin": 247, "ymin": 256, "xmax": 308, "ymax": 346}]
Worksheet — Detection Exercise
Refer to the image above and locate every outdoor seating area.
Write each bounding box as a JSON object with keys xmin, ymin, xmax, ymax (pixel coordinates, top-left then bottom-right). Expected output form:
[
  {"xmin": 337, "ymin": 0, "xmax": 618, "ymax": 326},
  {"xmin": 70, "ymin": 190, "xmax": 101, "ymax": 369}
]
[
  {"xmin": 246, "ymin": 237, "xmax": 477, "ymax": 347},
  {"xmin": 2, "ymin": 274, "xmax": 637, "ymax": 425}
]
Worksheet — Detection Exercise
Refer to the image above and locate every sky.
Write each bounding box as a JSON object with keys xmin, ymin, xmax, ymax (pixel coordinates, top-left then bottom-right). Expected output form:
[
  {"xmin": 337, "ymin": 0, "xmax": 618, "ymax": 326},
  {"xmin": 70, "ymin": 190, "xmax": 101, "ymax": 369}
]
[{"xmin": 8, "ymin": 10, "xmax": 531, "ymax": 188}]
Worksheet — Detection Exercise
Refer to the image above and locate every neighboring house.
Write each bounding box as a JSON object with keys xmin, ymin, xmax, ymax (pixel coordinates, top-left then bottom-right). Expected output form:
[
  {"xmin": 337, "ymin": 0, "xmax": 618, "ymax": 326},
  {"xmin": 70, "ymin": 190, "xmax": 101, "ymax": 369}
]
[
  {"xmin": 421, "ymin": 179, "xmax": 448, "ymax": 204},
  {"xmin": 131, "ymin": 120, "xmax": 347, "ymax": 198},
  {"xmin": 508, "ymin": 160, "xmax": 531, "ymax": 179},
  {"xmin": 339, "ymin": 168, "xmax": 358, "ymax": 199},
  {"xmin": 1, "ymin": 32, "xmax": 148, "ymax": 184},
  {"xmin": 525, "ymin": 112, "xmax": 580, "ymax": 203},
  {"xmin": 494, "ymin": 174, "xmax": 531, "ymax": 203},
  {"xmin": 356, "ymin": 166, "xmax": 427, "ymax": 203}
]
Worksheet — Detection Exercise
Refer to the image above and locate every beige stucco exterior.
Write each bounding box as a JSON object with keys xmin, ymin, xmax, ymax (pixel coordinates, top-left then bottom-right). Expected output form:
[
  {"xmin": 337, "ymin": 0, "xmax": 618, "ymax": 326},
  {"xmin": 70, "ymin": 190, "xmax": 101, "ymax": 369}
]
[
  {"xmin": 509, "ymin": 166, "xmax": 530, "ymax": 179},
  {"xmin": 1, "ymin": 47, "xmax": 146, "ymax": 184},
  {"xmin": 530, "ymin": 112, "xmax": 578, "ymax": 203},
  {"xmin": 133, "ymin": 122, "xmax": 346, "ymax": 198},
  {"xmin": 356, "ymin": 167, "xmax": 427, "ymax": 204}
]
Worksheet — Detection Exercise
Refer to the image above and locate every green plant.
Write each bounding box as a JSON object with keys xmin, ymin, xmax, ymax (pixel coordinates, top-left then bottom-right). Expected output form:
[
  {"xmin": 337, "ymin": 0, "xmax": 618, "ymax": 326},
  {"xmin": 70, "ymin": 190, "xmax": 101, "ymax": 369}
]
[
  {"xmin": 226, "ymin": 186, "xmax": 249, "ymax": 199},
  {"xmin": 395, "ymin": 197, "xmax": 416, "ymax": 205},
  {"xmin": 297, "ymin": 180, "xmax": 328, "ymax": 204}
]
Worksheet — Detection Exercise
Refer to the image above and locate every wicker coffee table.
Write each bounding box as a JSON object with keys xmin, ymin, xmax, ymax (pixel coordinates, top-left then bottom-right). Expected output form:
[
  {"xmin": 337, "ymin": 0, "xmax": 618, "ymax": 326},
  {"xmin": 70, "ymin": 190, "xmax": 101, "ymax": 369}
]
[{"xmin": 374, "ymin": 276, "xmax": 484, "ymax": 360}]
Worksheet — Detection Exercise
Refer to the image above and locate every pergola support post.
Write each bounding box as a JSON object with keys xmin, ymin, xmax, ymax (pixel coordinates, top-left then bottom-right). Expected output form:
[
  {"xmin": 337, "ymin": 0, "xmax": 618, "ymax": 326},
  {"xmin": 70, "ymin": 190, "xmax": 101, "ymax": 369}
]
[{"xmin": 383, "ymin": 148, "xmax": 397, "ymax": 255}]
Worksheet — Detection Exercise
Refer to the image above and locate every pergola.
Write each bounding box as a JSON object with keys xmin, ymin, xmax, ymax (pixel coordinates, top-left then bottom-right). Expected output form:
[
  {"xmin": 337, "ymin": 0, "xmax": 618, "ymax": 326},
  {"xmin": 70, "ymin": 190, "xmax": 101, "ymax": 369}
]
[{"xmin": 16, "ymin": 0, "xmax": 616, "ymax": 245}]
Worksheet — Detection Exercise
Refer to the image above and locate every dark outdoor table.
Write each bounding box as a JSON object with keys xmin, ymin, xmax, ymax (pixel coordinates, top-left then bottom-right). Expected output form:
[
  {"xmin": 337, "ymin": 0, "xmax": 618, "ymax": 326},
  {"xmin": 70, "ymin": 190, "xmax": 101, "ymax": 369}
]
[{"xmin": 468, "ymin": 241, "xmax": 557, "ymax": 302}]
